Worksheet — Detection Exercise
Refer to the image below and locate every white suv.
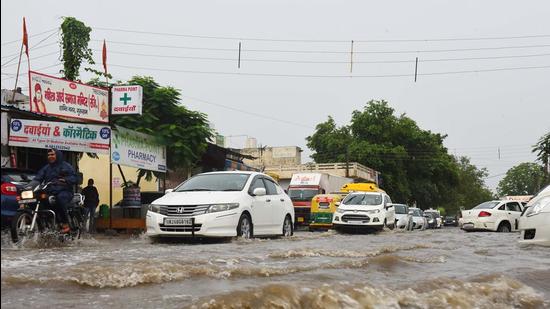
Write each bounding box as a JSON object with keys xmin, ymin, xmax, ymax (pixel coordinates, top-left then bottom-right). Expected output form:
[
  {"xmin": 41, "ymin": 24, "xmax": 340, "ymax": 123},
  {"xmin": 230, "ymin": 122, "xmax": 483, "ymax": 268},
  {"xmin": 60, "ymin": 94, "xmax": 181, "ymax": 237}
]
[
  {"xmin": 146, "ymin": 171, "xmax": 295, "ymax": 239},
  {"xmin": 461, "ymin": 200, "xmax": 523, "ymax": 232},
  {"xmin": 332, "ymin": 191, "xmax": 395, "ymax": 232}
]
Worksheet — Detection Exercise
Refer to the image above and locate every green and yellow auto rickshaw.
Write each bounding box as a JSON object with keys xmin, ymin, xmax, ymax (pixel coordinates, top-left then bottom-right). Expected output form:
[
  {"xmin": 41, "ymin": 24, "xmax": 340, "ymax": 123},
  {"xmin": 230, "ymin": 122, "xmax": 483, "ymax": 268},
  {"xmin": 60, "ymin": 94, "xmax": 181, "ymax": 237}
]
[{"xmin": 309, "ymin": 193, "xmax": 345, "ymax": 231}]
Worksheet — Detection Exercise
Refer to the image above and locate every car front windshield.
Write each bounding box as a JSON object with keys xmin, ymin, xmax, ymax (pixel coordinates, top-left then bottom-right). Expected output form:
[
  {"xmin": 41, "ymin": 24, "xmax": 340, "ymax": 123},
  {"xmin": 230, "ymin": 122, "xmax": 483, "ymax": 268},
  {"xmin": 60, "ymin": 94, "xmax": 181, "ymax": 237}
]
[
  {"xmin": 175, "ymin": 173, "xmax": 250, "ymax": 192},
  {"xmin": 473, "ymin": 201, "xmax": 500, "ymax": 210},
  {"xmin": 288, "ymin": 189, "xmax": 319, "ymax": 201},
  {"xmin": 342, "ymin": 193, "xmax": 382, "ymax": 206},
  {"xmin": 394, "ymin": 204, "xmax": 408, "ymax": 214}
]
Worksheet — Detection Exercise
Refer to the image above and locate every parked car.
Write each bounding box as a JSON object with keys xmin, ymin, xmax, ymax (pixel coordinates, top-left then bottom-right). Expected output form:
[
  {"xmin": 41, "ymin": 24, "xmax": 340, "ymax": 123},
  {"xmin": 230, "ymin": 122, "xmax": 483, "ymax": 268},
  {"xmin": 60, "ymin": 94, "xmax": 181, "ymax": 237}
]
[
  {"xmin": 409, "ymin": 207, "xmax": 426, "ymax": 230},
  {"xmin": 146, "ymin": 171, "xmax": 294, "ymax": 239},
  {"xmin": 423, "ymin": 209, "xmax": 442, "ymax": 228},
  {"xmin": 332, "ymin": 191, "xmax": 396, "ymax": 232},
  {"xmin": 518, "ymin": 185, "xmax": 550, "ymax": 246},
  {"xmin": 1, "ymin": 168, "xmax": 36, "ymax": 228},
  {"xmin": 461, "ymin": 200, "xmax": 523, "ymax": 232},
  {"xmin": 423, "ymin": 212, "xmax": 438, "ymax": 229},
  {"xmin": 444, "ymin": 215, "xmax": 458, "ymax": 227}
]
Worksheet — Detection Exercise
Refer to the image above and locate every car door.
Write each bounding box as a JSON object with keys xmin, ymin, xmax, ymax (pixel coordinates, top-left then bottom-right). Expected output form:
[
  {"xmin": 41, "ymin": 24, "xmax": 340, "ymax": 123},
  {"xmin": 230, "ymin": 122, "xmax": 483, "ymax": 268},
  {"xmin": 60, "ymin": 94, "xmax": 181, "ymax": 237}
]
[
  {"xmin": 263, "ymin": 178, "xmax": 284, "ymax": 233},
  {"xmin": 505, "ymin": 201, "xmax": 523, "ymax": 231},
  {"xmin": 384, "ymin": 195, "xmax": 395, "ymax": 223},
  {"xmin": 248, "ymin": 176, "xmax": 271, "ymax": 235}
]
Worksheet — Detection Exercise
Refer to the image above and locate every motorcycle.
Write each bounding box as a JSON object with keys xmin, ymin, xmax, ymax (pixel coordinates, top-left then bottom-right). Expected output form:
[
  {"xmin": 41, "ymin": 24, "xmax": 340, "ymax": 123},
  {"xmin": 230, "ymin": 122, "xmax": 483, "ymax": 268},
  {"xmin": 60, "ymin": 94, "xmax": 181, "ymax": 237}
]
[{"xmin": 10, "ymin": 181, "xmax": 86, "ymax": 243}]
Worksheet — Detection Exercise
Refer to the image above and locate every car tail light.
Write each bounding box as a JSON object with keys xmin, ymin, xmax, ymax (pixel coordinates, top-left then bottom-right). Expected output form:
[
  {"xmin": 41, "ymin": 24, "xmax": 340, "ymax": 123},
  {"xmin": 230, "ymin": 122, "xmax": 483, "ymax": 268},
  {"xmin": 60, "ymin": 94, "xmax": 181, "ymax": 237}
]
[
  {"xmin": 478, "ymin": 211, "xmax": 492, "ymax": 217},
  {"xmin": 1, "ymin": 183, "xmax": 17, "ymax": 195}
]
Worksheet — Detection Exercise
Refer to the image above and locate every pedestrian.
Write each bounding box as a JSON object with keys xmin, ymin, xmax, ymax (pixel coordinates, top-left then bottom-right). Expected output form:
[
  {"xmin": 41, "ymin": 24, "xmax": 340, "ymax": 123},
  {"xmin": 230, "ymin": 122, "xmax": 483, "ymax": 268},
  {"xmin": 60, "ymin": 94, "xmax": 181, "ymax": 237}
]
[{"xmin": 81, "ymin": 178, "xmax": 99, "ymax": 233}]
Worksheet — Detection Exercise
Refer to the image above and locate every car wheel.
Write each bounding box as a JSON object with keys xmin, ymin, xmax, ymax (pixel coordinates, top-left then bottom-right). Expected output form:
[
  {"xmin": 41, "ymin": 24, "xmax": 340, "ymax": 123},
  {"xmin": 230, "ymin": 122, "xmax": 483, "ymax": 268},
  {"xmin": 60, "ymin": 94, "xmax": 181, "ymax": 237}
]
[
  {"xmin": 385, "ymin": 219, "xmax": 395, "ymax": 230},
  {"xmin": 497, "ymin": 222, "xmax": 511, "ymax": 233},
  {"xmin": 282, "ymin": 215, "xmax": 293, "ymax": 237},
  {"xmin": 237, "ymin": 214, "xmax": 253, "ymax": 239}
]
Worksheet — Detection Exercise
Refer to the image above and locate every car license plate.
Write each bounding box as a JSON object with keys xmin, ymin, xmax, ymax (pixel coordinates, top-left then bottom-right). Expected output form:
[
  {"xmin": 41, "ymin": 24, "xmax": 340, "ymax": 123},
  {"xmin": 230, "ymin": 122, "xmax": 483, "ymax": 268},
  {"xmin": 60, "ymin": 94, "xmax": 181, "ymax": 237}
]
[
  {"xmin": 297, "ymin": 217, "xmax": 304, "ymax": 222},
  {"xmin": 462, "ymin": 223, "xmax": 474, "ymax": 229},
  {"xmin": 18, "ymin": 199, "xmax": 36, "ymax": 204},
  {"xmin": 349, "ymin": 220, "xmax": 363, "ymax": 224},
  {"xmin": 164, "ymin": 218, "xmax": 192, "ymax": 226}
]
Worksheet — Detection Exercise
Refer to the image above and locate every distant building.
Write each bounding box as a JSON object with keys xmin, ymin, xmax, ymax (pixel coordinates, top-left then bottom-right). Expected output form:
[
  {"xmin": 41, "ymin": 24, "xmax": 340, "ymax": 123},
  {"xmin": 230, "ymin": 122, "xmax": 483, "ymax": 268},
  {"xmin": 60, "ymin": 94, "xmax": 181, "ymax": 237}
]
[{"xmin": 240, "ymin": 146, "xmax": 302, "ymax": 169}]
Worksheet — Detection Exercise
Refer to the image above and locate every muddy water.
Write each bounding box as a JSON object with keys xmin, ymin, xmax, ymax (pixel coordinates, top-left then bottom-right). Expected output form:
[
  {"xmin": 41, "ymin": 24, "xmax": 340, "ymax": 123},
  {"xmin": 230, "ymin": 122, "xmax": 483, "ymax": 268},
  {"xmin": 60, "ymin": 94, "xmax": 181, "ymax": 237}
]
[{"xmin": 1, "ymin": 228, "xmax": 549, "ymax": 308}]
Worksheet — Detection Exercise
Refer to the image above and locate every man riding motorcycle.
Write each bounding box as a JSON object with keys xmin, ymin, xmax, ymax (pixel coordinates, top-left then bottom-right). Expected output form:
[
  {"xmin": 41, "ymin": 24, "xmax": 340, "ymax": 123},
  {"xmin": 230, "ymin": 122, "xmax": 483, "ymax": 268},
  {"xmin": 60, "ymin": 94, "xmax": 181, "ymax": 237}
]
[{"xmin": 28, "ymin": 149, "xmax": 78, "ymax": 233}]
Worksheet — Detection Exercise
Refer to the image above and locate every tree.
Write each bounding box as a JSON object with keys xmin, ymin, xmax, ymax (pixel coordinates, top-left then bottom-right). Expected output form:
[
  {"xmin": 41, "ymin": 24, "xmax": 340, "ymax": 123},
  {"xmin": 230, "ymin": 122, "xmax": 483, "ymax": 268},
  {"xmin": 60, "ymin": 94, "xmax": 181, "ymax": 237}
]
[
  {"xmin": 447, "ymin": 156, "xmax": 494, "ymax": 213},
  {"xmin": 307, "ymin": 100, "xmax": 459, "ymax": 208},
  {"xmin": 532, "ymin": 131, "xmax": 550, "ymax": 177},
  {"xmin": 497, "ymin": 162, "xmax": 546, "ymax": 196},
  {"xmin": 112, "ymin": 76, "xmax": 213, "ymax": 185},
  {"xmin": 59, "ymin": 17, "xmax": 94, "ymax": 81}
]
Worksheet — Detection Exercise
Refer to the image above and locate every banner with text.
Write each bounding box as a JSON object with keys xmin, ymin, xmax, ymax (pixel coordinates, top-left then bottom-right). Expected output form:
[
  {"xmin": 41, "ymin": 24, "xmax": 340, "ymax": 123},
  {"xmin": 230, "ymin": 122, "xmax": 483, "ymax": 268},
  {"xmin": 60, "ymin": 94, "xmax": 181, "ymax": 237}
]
[
  {"xmin": 111, "ymin": 126, "xmax": 166, "ymax": 172},
  {"xmin": 8, "ymin": 119, "xmax": 111, "ymax": 154},
  {"xmin": 29, "ymin": 71, "xmax": 109, "ymax": 123},
  {"xmin": 111, "ymin": 85, "xmax": 143, "ymax": 115}
]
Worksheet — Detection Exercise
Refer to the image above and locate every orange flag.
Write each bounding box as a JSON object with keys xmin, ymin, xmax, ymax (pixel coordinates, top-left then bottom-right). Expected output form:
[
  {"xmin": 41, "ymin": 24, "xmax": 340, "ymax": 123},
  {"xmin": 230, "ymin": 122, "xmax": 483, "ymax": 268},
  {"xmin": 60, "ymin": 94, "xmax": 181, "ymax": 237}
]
[
  {"xmin": 22, "ymin": 17, "xmax": 29, "ymax": 58},
  {"xmin": 102, "ymin": 40, "xmax": 107, "ymax": 74}
]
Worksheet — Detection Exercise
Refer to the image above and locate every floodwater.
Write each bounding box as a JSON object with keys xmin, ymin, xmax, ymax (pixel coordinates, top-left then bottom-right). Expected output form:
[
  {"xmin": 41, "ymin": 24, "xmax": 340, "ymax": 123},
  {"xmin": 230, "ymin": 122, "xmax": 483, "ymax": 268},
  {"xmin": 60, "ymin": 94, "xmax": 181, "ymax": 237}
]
[{"xmin": 1, "ymin": 228, "xmax": 549, "ymax": 308}]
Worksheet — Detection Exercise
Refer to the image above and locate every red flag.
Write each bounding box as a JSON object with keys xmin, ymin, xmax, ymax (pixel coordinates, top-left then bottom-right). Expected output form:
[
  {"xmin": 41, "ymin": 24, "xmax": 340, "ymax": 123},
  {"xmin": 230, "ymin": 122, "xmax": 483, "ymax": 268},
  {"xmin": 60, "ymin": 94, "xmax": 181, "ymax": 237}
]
[
  {"xmin": 102, "ymin": 40, "xmax": 107, "ymax": 74},
  {"xmin": 22, "ymin": 17, "xmax": 29, "ymax": 58}
]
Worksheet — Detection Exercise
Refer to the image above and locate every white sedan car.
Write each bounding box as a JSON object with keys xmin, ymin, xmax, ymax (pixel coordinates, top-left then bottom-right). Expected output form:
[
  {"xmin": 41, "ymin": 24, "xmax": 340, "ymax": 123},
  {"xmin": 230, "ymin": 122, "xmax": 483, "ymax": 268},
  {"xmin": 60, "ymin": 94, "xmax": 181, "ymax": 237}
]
[
  {"xmin": 146, "ymin": 171, "xmax": 295, "ymax": 239},
  {"xmin": 333, "ymin": 191, "xmax": 396, "ymax": 232},
  {"xmin": 518, "ymin": 185, "xmax": 550, "ymax": 246},
  {"xmin": 461, "ymin": 200, "xmax": 523, "ymax": 232},
  {"xmin": 409, "ymin": 207, "xmax": 427, "ymax": 230}
]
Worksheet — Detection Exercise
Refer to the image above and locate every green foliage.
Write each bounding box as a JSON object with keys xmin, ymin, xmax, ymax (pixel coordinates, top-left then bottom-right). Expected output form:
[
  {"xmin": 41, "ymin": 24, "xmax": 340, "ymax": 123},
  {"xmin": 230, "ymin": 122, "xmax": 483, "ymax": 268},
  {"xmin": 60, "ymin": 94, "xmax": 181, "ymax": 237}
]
[
  {"xmin": 437, "ymin": 207, "xmax": 446, "ymax": 217},
  {"xmin": 307, "ymin": 100, "xmax": 492, "ymax": 214},
  {"xmin": 112, "ymin": 76, "xmax": 213, "ymax": 184},
  {"xmin": 532, "ymin": 131, "xmax": 550, "ymax": 170},
  {"xmin": 497, "ymin": 162, "xmax": 547, "ymax": 196},
  {"xmin": 60, "ymin": 17, "xmax": 94, "ymax": 81},
  {"xmin": 446, "ymin": 156, "xmax": 494, "ymax": 213}
]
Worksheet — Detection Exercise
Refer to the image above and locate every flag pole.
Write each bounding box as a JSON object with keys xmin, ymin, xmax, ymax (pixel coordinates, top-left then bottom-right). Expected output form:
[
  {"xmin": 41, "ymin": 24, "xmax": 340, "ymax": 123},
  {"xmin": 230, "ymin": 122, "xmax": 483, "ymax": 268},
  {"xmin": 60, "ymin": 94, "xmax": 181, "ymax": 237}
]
[{"xmin": 12, "ymin": 17, "xmax": 28, "ymax": 103}]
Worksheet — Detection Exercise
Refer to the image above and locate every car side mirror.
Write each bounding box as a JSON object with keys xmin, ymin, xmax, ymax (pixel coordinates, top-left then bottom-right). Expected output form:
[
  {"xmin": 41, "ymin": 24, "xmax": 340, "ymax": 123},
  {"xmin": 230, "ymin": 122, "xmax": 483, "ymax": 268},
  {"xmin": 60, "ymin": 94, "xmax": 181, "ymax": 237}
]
[
  {"xmin": 335, "ymin": 202, "xmax": 341, "ymax": 206},
  {"xmin": 385, "ymin": 203, "xmax": 393, "ymax": 209},
  {"xmin": 165, "ymin": 189, "xmax": 173, "ymax": 194},
  {"xmin": 253, "ymin": 187, "xmax": 266, "ymax": 196}
]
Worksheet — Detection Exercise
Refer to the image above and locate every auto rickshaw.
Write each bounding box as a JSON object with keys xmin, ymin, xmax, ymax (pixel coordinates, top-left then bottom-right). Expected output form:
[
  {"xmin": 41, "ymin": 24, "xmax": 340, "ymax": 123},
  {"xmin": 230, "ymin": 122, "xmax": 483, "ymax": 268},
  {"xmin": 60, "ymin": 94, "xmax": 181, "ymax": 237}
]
[{"xmin": 309, "ymin": 193, "xmax": 345, "ymax": 231}]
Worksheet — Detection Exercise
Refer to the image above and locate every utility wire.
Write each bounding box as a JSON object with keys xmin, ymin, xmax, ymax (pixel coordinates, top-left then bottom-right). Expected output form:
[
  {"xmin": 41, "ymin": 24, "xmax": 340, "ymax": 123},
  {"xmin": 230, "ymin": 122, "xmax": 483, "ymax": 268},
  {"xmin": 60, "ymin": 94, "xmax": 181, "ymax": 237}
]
[
  {"xmin": 1, "ymin": 27, "xmax": 58, "ymax": 46},
  {"xmin": 92, "ymin": 48, "xmax": 550, "ymax": 64},
  {"xmin": 110, "ymin": 63, "xmax": 550, "ymax": 78},
  {"xmin": 94, "ymin": 39, "xmax": 550, "ymax": 55},
  {"xmin": 2, "ymin": 51, "xmax": 59, "ymax": 69},
  {"xmin": 93, "ymin": 26, "xmax": 550, "ymax": 43}
]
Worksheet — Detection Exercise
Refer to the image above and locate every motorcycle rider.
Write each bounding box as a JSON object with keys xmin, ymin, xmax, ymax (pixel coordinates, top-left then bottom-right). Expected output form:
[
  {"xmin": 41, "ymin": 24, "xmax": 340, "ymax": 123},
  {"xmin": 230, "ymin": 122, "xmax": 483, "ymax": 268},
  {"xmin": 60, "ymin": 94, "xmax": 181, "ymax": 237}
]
[{"xmin": 30, "ymin": 149, "xmax": 78, "ymax": 233}]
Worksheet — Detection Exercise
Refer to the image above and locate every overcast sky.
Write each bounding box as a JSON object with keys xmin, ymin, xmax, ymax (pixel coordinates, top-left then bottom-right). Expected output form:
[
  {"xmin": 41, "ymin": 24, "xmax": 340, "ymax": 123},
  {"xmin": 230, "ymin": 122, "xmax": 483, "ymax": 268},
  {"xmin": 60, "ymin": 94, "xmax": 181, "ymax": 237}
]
[{"xmin": 2, "ymin": 0, "xmax": 549, "ymax": 192}]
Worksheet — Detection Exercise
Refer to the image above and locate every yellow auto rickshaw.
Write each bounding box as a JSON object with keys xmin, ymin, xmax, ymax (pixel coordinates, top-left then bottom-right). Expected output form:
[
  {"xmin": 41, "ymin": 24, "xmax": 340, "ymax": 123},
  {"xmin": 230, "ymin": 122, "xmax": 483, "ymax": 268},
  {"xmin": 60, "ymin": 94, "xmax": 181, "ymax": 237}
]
[{"xmin": 309, "ymin": 193, "xmax": 344, "ymax": 231}]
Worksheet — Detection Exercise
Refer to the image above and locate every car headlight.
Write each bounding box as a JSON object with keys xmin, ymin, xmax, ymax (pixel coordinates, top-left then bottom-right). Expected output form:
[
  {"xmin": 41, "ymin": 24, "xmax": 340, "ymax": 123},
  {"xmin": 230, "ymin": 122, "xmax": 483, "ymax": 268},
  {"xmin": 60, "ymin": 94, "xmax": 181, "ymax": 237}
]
[
  {"xmin": 429, "ymin": 219, "xmax": 434, "ymax": 223},
  {"xmin": 525, "ymin": 197, "xmax": 550, "ymax": 217},
  {"xmin": 335, "ymin": 207, "xmax": 344, "ymax": 214},
  {"xmin": 207, "ymin": 203, "xmax": 240, "ymax": 213},
  {"xmin": 366, "ymin": 209, "xmax": 380, "ymax": 214},
  {"xmin": 148, "ymin": 204, "xmax": 161, "ymax": 213},
  {"xmin": 21, "ymin": 190, "xmax": 34, "ymax": 199}
]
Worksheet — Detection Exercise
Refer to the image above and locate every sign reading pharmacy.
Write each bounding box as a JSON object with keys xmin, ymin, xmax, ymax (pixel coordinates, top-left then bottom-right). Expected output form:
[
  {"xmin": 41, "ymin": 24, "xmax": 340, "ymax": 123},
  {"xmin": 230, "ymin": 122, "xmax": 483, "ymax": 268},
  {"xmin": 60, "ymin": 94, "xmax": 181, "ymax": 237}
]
[
  {"xmin": 29, "ymin": 71, "xmax": 109, "ymax": 123},
  {"xmin": 111, "ymin": 126, "xmax": 166, "ymax": 172},
  {"xmin": 111, "ymin": 85, "xmax": 143, "ymax": 115},
  {"xmin": 8, "ymin": 118, "xmax": 110, "ymax": 154}
]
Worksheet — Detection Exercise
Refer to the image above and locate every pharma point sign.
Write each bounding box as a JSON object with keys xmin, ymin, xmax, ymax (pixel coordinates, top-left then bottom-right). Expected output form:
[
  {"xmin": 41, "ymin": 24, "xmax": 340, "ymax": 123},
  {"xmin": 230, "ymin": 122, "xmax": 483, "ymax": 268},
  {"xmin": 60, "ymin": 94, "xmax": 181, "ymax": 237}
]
[{"xmin": 111, "ymin": 85, "xmax": 143, "ymax": 115}]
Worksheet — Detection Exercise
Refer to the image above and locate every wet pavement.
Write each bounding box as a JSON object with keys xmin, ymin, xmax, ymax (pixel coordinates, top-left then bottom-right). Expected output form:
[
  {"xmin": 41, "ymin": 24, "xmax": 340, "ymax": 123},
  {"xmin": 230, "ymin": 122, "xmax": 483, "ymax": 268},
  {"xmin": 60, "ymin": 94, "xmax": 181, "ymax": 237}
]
[{"xmin": 1, "ymin": 227, "xmax": 549, "ymax": 308}]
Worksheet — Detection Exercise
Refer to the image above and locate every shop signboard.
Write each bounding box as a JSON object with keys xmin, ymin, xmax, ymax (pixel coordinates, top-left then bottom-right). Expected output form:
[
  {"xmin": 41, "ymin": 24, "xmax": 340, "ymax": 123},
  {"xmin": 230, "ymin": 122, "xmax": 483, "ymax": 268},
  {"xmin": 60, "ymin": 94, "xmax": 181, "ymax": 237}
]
[
  {"xmin": 111, "ymin": 85, "xmax": 143, "ymax": 115},
  {"xmin": 8, "ymin": 118, "xmax": 111, "ymax": 154},
  {"xmin": 28, "ymin": 71, "xmax": 109, "ymax": 123},
  {"xmin": 111, "ymin": 126, "xmax": 166, "ymax": 172}
]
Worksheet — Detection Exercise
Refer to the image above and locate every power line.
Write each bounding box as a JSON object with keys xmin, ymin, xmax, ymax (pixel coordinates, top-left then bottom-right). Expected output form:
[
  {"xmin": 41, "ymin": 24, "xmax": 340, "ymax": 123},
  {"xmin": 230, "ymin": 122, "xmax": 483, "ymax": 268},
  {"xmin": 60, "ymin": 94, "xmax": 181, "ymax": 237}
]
[
  {"xmin": 95, "ymin": 39, "xmax": 550, "ymax": 55},
  {"xmin": 1, "ymin": 27, "xmax": 58, "ymax": 46},
  {"xmin": 93, "ymin": 26, "xmax": 550, "ymax": 43},
  {"xmin": 109, "ymin": 63, "xmax": 550, "ymax": 78},
  {"xmin": 1, "ymin": 41, "xmax": 59, "ymax": 60},
  {"xmin": 92, "ymin": 48, "xmax": 550, "ymax": 64},
  {"xmin": 2, "ymin": 51, "xmax": 59, "ymax": 69}
]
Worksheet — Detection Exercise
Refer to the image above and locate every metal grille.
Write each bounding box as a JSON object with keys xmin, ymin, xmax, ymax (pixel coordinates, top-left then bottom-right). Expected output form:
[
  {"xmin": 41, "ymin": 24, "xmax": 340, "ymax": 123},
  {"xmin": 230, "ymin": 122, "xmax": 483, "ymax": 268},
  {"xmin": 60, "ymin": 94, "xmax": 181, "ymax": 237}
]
[
  {"xmin": 342, "ymin": 214, "xmax": 370, "ymax": 223},
  {"xmin": 159, "ymin": 205, "xmax": 209, "ymax": 217},
  {"xmin": 159, "ymin": 224, "xmax": 202, "ymax": 232}
]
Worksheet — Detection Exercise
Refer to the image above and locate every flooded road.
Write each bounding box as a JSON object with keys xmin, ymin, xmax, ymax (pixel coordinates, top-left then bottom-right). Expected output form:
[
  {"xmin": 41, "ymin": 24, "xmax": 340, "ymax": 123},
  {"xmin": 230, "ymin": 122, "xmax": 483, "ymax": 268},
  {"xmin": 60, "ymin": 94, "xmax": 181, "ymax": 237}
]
[{"xmin": 1, "ymin": 227, "xmax": 549, "ymax": 308}]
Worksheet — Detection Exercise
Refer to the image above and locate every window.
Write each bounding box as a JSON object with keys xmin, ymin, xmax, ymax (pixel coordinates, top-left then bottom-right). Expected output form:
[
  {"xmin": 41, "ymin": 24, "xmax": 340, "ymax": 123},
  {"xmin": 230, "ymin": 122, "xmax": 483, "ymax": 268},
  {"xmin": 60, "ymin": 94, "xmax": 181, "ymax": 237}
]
[
  {"xmin": 384, "ymin": 195, "xmax": 393, "ymax": 205},
  {"xmin": 498, "ymin": 205, "xmax": 505, "ymax": 211},
  {"xmin": 506, "ymin": 202, "xmax": 522, "ymax": 212},
  {"xmin": 175, "ymin": 173, "xmax": 250, "ymax": 192},
  {"xmin": 473, "ymin": 201, "xmax": 500, "ymax": 209},
  {"xmin": 263, "ymin": 178, "xmax": 278, "ymax": 195},
  {"xmin": 249, "ymin": 176, "xmax": 266, "ymax": 195}
]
